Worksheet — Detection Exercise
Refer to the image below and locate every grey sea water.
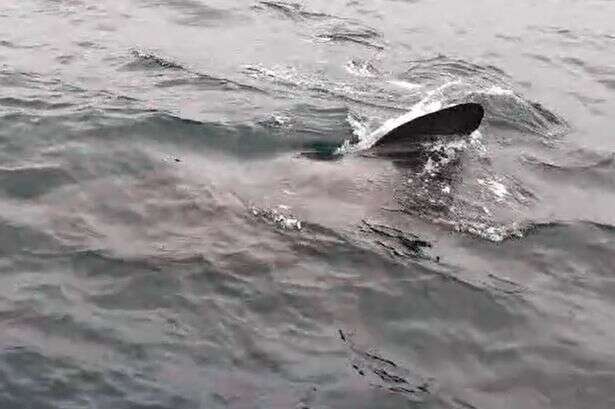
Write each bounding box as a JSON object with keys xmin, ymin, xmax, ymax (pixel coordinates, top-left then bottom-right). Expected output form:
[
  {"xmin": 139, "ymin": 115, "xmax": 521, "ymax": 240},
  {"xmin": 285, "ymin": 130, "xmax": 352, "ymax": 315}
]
[{"xmin": 1, "ymin": 1, "xmax": 614, "ymax": 408}]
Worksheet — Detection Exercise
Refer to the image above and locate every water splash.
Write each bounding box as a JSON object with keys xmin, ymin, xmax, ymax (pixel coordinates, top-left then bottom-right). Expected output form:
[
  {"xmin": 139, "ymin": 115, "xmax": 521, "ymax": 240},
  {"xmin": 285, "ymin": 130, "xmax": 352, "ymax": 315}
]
[
  {"xmin": 345, "ymin": 59, "xmax": 379, "ymax": 78},
  {"xmin": 336, "ymin": 81, "xmax": 463, "ymax": 153},
  {"xmin": 250, "ymin": 205, "xmax": 303, "ymax": 231}
]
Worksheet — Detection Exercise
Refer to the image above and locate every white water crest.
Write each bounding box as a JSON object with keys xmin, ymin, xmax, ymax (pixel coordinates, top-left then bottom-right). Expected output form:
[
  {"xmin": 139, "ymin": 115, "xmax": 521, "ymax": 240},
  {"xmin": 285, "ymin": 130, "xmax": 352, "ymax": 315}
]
[
  {"xmin": 388, "ymin": 80, "xmax": 423, "ymax": 90},
  {"xmin": 338, "ymin": 99, "xmax": 442, "ymax": 153},
  {"xmin": 337, "ymin": 81, "xmax": 464, "ymax": 154}
]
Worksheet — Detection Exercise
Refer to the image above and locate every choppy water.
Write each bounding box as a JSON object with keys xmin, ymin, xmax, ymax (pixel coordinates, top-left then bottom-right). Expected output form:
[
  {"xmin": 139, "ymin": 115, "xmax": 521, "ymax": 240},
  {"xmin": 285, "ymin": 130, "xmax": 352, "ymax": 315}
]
[{"xmin": 1, "ymin": 1, "xmax": 614, "ymax": 408}]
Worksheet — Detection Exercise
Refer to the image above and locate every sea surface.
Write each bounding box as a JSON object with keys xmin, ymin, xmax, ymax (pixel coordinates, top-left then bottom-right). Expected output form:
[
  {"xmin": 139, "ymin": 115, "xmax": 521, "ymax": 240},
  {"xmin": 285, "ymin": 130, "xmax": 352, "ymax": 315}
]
[{"xmin": 1, "ymin": 1, "xmax": 614, "ymax": 408}]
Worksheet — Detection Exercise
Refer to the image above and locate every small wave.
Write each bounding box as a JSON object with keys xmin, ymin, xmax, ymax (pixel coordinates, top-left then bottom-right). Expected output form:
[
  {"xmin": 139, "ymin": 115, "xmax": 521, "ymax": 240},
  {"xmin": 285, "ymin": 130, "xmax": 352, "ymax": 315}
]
[
  {"xmin": 0, "ymin": 68, "xmax": 62, "ymax": 89},
  {"xmin": 503, "ymin": 220, "xmax": 615, "ymax": 242},
  {"xmin": 155, "ymin": 72, "xmax": 265, "ymax": 94},
  {"xmin": 243, "ymin": 63, "xmax": 310, "ymax": 88},
  {"xmin": 315, "ymin": 23, "xmax": 384, "ymax": 50},
  {"xmin": 522, "ymin": 150, "xmax": 615, "ymax": 172},
  {"xmin": 521, "ymin": 150, "xmax": 615, "ymax": 189},
  {"xmin": 400, "ymin": 56, "xmax": 568, "ymax": 136},
  {"xmin": 243, "ymin": 63, "xmax": 404, "ymax": 111},
  {"xmin": 485, "ymin": 273, "xmax": 527, "ymax": 295},
  {"xmin": 257, "ymin": 1, "xmax": 384, "ymax": 50},
  {"xmin": 0, "ymin": 97, "xmax": 74, "ymax": 111},
  {"xmin": 124, "ymin": 50, "xmax": 265, "ymax": 95},
  {"xmin": 470, "ymin": 88, "xmax": 568, "ymax": 137},
  {"xmin": 0, "ymin": 40, "xmax": 41, "ymax": 49},
  {"xmin": 360, "ymin": 220, "xmax": 432, "ymax": 259},
  {"xmin": 0, "ymin": 166, "xmax": 76, "ymax": 199},
  {"xmin": 125, "ymin": 50, "xmax": 186, "ymax": 71},
  {"xmin": 257, "ymin": 1, "xmax": 329, "ymax": 20},
  {"xmin": 402, "ymin": 55, "xmax": 511, "ymax": 86},
  {"xmin": 141, "ymin": 0, "xmax": 233, "ymax": 27}
]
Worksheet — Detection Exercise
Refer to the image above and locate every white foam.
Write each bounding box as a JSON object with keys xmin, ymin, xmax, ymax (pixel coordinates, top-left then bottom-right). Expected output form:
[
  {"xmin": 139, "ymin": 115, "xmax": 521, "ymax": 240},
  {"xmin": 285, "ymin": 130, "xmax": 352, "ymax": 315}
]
[
  {"xmin": 388, "ymin": 80, "xmax": 422, "ymax": 90},
  {"xmin": 468, "ymin": 130, "xmax": 487, "ymax": 156},
  {"xmin": 481, "ymin": 85, "xmax": 515, "ymax": 96},
  {"xmin": 345, "ymin": 60, "xmax": 376, "ymax": 77},
  {"xmin": 428, "ymin": 139, "xmax": 468, "ymax": 153},
  {"xmin": 251, "ymin": 206, "xmax": 303, "ymax": 231},
  {"xmin": 271, "ymin": 114, "xmax": 290, "ymax": 126},
  {"xmin": 422, "ymin": 157, "xmax": 438, "ymax": 175},
  {"xmin": 477, "ymin": 177, "xmax": 509, "ymax": 200},
  {"xmin": 438, "ymin": 218, "xmax": 524, "ymax": 242},
  {"xmin": 346, "ymin": 112, "xmax": 370, "ymax": 141},
  {"xmin": 417, "ymin": 138, "xmax": 470, "ymax": 176},
  {"xmin": 275, "ymin": 214, "xmax": 302, "ymax": 230}
]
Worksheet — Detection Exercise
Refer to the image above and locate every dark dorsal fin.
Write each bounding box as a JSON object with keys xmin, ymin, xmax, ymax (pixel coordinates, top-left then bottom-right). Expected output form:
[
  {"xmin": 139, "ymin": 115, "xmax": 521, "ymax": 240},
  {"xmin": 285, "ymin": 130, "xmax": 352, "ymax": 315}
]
[{"xmin": 373, "ymin": 103, "xmax": 484, "ymax": 147}]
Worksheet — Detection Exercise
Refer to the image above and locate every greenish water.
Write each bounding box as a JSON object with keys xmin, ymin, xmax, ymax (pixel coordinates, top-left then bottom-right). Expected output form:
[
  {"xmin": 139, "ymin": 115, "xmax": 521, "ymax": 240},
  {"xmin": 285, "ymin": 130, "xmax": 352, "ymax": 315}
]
[{"xmin": 1, "ymin": 1, "xmax": 614, "ymax": 408}]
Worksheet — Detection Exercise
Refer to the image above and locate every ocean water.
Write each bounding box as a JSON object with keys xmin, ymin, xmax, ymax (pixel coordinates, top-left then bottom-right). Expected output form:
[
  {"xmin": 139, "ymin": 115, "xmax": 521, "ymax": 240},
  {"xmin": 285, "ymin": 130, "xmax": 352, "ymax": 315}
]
[{"xmin": 1, "ymin": 1, "xmax": 614, "ymax": 408}]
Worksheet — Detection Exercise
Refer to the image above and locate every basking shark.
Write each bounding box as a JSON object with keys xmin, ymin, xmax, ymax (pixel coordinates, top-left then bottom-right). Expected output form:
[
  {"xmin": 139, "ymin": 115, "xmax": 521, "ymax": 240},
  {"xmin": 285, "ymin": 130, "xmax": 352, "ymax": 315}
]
[{"xmin": 303, "ymin": 102, "xmax": 485, "ymax": 159}]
